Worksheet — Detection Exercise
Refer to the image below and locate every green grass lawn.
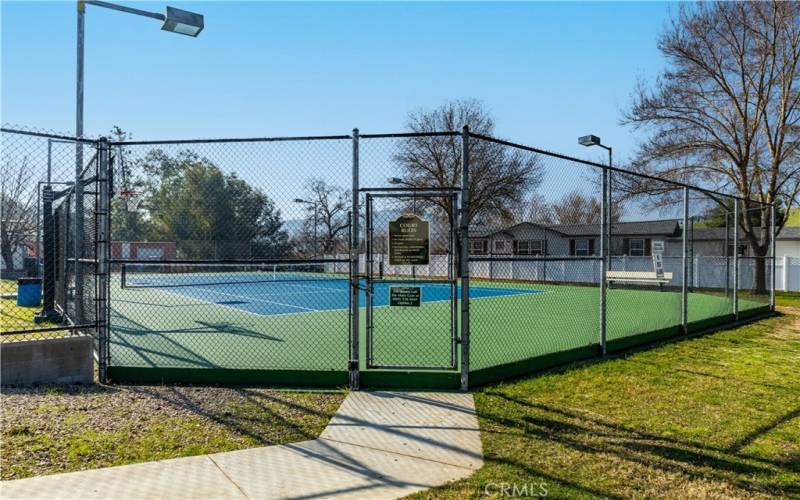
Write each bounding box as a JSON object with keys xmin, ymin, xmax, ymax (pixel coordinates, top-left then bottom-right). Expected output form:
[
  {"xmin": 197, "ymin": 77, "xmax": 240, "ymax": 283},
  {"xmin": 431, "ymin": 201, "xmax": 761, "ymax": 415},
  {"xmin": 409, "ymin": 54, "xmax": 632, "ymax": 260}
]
[
  {"xmin": 0, "ymin": 385, "xmax": 345, "ymax": 480},
  {"xmin": 415, "ymin": 300, "xmax": 800, "ymax": 498},
  {"xmin": 785, "ymin": 207, "xmax": 800, "ymax": 227},
  {"xmin": 776, "ymin": 291, "xmax": 800, "ymax": 309},
  {"xmin": 1, "ymin": 279, "xmax": 67, "ymax": 340},
  {"xmin": 0, "ymin": 279, "xmax": 37, "ymax": 332}
]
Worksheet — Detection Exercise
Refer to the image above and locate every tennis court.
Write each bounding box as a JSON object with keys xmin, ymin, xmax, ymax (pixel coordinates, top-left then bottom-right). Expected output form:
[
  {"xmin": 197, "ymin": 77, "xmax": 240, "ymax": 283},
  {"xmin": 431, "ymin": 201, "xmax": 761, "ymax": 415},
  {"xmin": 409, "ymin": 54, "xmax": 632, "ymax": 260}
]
[
  {"xmin": 108, "ymin": 265, "xmax": 766, "ymax": 386},
  {"xmin": 120, "ymin": 266, "xmax": 542, "ymax": 316},
  {"xmin": 1, "ymin": 127, "xmax": 777, "ymax": 390}
]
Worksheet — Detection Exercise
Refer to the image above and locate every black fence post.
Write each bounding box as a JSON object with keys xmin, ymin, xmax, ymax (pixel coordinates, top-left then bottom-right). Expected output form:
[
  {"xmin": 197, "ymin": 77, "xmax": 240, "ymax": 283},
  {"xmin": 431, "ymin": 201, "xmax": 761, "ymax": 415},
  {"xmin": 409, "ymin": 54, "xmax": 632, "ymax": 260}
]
[
  {"xmin": 349, "ymin": 128, "xmax": 360, "ymax": 390},
  {"xmin": 36, "ymin": 186, "xmax": 60, "ymax": 322},
  {"xmin": 460, "ymin": 125, "xmax": 471, "ymax": 391}
]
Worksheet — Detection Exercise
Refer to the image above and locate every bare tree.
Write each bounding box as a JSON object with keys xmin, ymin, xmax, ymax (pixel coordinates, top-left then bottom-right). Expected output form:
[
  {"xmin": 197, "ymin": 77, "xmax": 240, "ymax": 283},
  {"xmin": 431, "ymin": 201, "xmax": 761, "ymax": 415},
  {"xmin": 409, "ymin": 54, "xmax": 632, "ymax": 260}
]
[
  {"xmin": 1, "ymin": 158, "xmax": 36, "ymax": 271},
  {"xmin": 525, "ymin": 194, "xmax": 555, "ymax": 225},
  {"xmin": 623, "ymin": 1, "xmax": 800, "ymax": 292},
  {"xmin": 299, "ymin": 179, "xmax": 350, "ymax": 254},
  {"xmin": 551, "ymin": 191, "xmax": 620, "ymax": 225},
  {"xmin": 394, "ymin": 99, "xmax": 542, "ymax": 228}
]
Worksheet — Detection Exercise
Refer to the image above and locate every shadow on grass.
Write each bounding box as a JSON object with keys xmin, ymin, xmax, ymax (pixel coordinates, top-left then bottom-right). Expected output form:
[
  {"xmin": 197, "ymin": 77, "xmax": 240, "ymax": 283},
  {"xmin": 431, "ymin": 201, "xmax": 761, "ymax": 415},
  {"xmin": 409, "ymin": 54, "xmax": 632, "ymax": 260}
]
[
  {"xmin": 125, "ymin": 386, "xmax": 331, "ymax": 446},
  {"xmin": 478, "ymin": 391, "xmax": 799, "ymax": 496}
]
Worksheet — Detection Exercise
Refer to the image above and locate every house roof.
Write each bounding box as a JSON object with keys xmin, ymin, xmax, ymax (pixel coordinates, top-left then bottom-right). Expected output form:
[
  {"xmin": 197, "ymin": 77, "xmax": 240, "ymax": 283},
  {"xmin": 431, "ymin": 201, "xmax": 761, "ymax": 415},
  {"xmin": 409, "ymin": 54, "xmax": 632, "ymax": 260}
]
[
  {"xmin": 779, "ymin": 227, "xmax": 800, "ymax": 240},
  {"xmin": 552, "ymin": 220, "xmax": 681, "ymax": 237},
  {"xmin": 471, "ymin": 219, "xmax": 799, "ymax": 241},
  {"xmin": 471, "ymin": 219, "xmax": 681, "ymax": 239}
]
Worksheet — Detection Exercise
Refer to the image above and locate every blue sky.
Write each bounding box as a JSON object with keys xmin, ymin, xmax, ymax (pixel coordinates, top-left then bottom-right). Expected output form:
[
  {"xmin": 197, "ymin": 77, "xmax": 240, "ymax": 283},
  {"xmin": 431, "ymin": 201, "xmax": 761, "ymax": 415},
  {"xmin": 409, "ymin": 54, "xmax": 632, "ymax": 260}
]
[{"xmin": 2, "ymin": 1, "xmax": 673, "ymax": 164}]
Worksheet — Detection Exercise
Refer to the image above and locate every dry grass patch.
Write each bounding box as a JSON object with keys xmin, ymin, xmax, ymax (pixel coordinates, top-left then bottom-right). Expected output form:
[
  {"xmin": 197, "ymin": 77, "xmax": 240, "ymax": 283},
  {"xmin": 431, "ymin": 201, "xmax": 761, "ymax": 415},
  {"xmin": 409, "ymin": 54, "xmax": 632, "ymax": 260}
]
[{"xmin": 1, "ymin": 385, "xmax": 344, "ymax": 480}]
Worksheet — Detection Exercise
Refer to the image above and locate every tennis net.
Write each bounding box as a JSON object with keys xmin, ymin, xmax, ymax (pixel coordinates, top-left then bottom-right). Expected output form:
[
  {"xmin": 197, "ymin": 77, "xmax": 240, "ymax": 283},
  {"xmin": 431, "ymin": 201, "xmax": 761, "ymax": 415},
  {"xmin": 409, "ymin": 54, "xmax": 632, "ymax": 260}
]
[{"xmin": 120, "ymin": 261, "xmax": 348, "ymax": 289}]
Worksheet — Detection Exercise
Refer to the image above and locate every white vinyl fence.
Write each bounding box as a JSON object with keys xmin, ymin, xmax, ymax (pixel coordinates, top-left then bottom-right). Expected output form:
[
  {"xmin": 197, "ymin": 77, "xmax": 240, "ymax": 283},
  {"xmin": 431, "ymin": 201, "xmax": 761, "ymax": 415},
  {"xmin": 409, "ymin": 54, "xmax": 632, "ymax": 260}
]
[
  {"xmin": 328, "ymin": 254, "xmax": 800, "ymax": 292},
  {"xmin": 776, "ymin": 256, "xmax": 800, "ymax": 292}
]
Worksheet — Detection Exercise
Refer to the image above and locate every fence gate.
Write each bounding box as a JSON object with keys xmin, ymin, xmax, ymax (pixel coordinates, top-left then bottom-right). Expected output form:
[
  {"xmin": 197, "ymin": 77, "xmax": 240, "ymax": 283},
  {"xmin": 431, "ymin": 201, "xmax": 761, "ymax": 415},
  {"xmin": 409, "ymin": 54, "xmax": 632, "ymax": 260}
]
[{"xmin": 362, "ymin": 188, "xmax": 460, "ymax": 370}]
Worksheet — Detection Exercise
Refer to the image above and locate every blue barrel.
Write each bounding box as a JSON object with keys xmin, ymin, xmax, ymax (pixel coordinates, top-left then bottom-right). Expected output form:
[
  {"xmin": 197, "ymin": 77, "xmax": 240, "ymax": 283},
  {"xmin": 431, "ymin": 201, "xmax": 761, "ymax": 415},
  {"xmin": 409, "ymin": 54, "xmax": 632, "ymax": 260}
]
[{"xmin": 17, "ymin": 277, "xmax": 42, "ymax": 307}]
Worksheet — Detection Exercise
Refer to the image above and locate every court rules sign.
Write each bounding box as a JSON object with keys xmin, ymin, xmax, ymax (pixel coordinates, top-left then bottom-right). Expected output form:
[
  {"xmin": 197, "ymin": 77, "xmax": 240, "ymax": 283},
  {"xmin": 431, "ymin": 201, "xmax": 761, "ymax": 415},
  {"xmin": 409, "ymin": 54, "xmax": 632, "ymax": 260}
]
[{"xmin": 388, "ymin": 214, "xmax": 430, "ymax": 265}]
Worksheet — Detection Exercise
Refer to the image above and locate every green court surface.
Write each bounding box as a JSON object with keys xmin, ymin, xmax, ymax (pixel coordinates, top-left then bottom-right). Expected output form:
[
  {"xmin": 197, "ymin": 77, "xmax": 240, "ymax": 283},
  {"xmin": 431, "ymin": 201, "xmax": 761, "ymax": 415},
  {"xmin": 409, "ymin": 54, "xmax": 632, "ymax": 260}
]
[{"xmin": 107, "ymin": 278, "xmax": 770, "ymax": 388}]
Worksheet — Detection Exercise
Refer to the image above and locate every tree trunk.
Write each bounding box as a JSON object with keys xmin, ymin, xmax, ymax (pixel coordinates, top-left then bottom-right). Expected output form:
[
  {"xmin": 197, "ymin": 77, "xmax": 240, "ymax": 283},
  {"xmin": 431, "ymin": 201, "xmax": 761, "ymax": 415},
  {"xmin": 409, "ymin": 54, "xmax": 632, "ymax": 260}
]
[
  {"xmin": 752, "ymin": 245, "xmax": 769, "ymax": 296},
  {"xmin": 1, "ymin": 243, "xmax": 16, "ymax": 272}
]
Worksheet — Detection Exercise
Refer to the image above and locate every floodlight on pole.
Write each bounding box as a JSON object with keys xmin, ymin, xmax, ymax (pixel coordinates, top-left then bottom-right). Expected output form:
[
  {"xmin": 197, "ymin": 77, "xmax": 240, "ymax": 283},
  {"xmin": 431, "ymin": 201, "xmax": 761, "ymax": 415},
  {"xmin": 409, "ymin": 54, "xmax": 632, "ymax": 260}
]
[
  {"xmin": 578, "ymin": 135, "xmax": 602, "ymax": 147},
  {"xmin": 162, "ymin": 6, "xmax": 204, "ymax": 36},
  {"xmin": 84, "ymin": 2, "xmax": 204, "ymax": 36},
  {"xmin": 73, "ymin": 1, "xmax": 204, "ymax": 322},
  {"xmin": 579, "ymin": 133, "xmax": 614, "ymax": 354},
  {"xmin": 578, "ymin": 134, "xmax": 612, "ymax": 165}
]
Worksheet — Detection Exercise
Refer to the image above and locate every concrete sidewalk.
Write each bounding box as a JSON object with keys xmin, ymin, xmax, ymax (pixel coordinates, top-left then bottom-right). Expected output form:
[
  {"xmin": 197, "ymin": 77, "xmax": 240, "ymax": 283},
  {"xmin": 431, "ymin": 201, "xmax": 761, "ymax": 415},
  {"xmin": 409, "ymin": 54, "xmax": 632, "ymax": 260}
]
[{"xmin": 1, "ymin": 391, "xmax": 483, "ymax": 499}]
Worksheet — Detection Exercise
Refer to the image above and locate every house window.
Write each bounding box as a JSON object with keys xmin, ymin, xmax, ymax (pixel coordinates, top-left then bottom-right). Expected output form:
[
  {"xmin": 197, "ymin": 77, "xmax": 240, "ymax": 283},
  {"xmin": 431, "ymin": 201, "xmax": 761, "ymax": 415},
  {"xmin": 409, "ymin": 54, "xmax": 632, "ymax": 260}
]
[
  {"xmin": 469, "ymin": 239, "xmax": 487, "ymax": 255},
  {"xmin": 574, "ymin": 239, "xmax": 591, "ymax": 256},
  {"xmin": 629, "ymin": 238, "xmax": 646, "ymax": 256},
  {"xmin": 493, "ymin": 240, "xmax": 508, "ymax": 253},
  {"xmin": 515, "ymin": 240, "xmax": 545, "ymax": 256}
]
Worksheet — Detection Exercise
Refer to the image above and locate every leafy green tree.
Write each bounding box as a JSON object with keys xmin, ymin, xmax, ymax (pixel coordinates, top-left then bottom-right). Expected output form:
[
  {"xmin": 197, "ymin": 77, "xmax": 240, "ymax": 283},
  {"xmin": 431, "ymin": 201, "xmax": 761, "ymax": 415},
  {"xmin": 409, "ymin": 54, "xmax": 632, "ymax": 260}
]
[
  {"xmin": 109, "ymin": 127, "xmax": 153, "ymax": 243},
  {"xmin": 140, "ymin": 150, "xmax": 288, "ymax": 259}
]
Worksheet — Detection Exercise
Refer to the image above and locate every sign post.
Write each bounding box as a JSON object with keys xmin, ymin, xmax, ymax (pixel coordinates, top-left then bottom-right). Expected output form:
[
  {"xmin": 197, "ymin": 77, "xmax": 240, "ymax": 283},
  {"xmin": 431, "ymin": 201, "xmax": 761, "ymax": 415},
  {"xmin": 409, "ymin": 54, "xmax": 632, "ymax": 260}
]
[{"xmin": 652, "ymin": 240, "xmax": 665, "ymax": 279}]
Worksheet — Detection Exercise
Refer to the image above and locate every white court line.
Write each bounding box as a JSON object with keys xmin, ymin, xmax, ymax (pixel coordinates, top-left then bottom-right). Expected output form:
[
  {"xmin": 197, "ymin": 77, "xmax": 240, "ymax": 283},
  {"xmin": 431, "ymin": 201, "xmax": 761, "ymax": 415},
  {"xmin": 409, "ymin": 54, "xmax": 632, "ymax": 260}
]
[
  {"xmin": 138, "ymin": 280, "xmax": 349, "ymax": 295},
  {"xmin": 114, "ymin": 284, "xmax": 280, "ymax": 321},
  {"xmin": 266, "ymin": 282, "xmax": 348, "ymax": 293}
]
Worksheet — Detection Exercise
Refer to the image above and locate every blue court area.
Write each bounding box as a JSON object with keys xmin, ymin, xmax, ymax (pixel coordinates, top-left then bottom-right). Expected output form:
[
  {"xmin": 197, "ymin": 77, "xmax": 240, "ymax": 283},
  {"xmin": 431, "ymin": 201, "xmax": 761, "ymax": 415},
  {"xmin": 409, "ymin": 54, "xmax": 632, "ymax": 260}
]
[{"xmin": 124, "ymin": 274, "xmax": 544, "ymax": 317}]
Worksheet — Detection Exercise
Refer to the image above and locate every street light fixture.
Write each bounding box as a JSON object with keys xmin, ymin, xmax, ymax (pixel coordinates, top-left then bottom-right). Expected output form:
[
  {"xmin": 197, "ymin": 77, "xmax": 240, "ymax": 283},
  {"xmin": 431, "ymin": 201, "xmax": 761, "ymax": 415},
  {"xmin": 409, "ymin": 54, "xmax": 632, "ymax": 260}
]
[
  {"xmin": 578, "ymin": 134, "xmax": 612, "ymax": 165},
  {"xmin": 578, "ymin": 132, "xmax": 613, "ymax": 236},
  {"xmin": 83, "ymin": 2, "xmax": 204, "ymax": 36},
  {"xmin": 294, "ymin": 198, "xmax": 319, "ymax": 257},
  {"xmin": 162, "ymin": 6, "xmax": 205, "ymax": 36}
]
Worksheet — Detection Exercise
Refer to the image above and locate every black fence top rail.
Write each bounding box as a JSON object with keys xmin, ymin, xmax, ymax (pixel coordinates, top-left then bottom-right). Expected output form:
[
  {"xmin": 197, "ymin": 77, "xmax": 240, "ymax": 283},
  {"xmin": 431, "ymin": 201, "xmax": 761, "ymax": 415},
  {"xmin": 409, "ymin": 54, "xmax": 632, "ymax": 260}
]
[
  {"xmin": 108, "ymin": 134, "xmax": 352, "ymax": 146},
  {"xmin": 1, "ymin": 125, "xmax": 772, "ymax": 208},
  {"xmin": 1, "ymin": 127, "xmax": 98, "ymax": 144},
  {"xmin": 467, "ymin": 132, "xmax": 770, "ymax": 206},
  {"xmin": 358, "ymin": 131, "xmax": 460, "ymax": 139},
  {"xmin": 360, "ymin": 187, "xmax": 460, "ymax": 192}
]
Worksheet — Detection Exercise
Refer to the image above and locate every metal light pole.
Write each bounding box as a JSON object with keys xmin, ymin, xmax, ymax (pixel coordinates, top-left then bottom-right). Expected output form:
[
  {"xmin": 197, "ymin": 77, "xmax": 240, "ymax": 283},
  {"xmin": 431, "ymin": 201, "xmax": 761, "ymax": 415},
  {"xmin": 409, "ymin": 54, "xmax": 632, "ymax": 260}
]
[
  {"xmin": 579, "ymin": 134, "xmax": 612, "ymax": 355},
  {"xmin": 76, "ymin": 0, "xmax": 205, "ymax": 145},
  {"xmin": 73, "ymin": 0, "xmax": 204, "ymax": 321},
  {"xmin": 294, "ymin": 199, "xmax": 319, "ymax": 256}
]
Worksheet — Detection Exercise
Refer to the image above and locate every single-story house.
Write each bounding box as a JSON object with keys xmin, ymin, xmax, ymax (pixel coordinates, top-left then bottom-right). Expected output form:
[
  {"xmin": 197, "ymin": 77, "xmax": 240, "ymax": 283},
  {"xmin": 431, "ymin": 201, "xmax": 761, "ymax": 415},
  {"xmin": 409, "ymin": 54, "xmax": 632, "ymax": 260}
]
[
  {"xmin": 470, "ymin": 220, "xmax": 681, "ymax": 257},
  {"xmin": 470, "ymin": 220, "xmax": 800, "ymax": 259}
]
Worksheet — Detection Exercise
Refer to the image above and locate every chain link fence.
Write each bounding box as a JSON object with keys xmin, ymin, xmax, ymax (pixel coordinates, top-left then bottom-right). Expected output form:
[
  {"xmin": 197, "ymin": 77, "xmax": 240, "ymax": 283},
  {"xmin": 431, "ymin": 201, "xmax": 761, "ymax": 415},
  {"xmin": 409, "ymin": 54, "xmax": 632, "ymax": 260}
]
[
  {"xmin": 0, "ymin": 127, "xmax": 99, "ymax": 342},
  {"xmin": 0, "ymin": 125, "xmax": 777, "ymax": 389},
  {"xmin": 106, "ymin": 135, "xmax": 352, "ymax": 382}
]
